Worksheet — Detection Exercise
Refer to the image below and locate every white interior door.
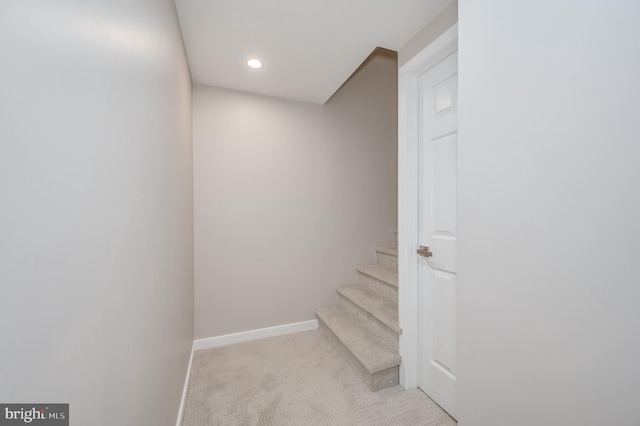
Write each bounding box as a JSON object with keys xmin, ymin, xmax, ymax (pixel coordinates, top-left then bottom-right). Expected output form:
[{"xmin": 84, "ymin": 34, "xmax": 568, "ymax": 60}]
[{"xmin": 418, "ymin": 50, "xmax": 458, "ymax": 418}]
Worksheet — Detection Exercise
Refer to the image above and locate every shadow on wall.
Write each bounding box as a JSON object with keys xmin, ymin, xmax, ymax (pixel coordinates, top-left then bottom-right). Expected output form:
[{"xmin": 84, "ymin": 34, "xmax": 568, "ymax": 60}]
[{"xmin": 327, "ymin": 47, "xmax": 398, "ymax": 103}]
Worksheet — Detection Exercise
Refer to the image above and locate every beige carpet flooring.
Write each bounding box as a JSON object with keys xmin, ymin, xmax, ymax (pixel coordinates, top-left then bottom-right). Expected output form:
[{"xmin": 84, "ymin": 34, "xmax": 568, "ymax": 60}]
[{"xmin": 182, "ymin": 330, "xmax": 456, "ymax": 426}]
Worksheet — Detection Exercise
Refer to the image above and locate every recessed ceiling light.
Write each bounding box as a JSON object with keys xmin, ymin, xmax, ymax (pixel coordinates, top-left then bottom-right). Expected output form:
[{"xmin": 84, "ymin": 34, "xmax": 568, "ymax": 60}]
[{"xmin": 247, "ymin": 59, "xmax": 262, "ymax": 69}]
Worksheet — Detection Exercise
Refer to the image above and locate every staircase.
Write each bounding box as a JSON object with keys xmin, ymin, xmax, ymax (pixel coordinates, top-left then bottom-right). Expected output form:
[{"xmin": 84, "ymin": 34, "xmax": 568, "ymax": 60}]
[{"xmin": 315, "ymin": 228, "xmax": 400, "ymax": 391}]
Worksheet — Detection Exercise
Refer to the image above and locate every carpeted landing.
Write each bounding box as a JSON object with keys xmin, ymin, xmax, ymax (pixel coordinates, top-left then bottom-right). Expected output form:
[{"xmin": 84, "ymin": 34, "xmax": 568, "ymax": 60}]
[{"xmin": 182, "ymin": 330, "xmax": 456, "ymax": 425}]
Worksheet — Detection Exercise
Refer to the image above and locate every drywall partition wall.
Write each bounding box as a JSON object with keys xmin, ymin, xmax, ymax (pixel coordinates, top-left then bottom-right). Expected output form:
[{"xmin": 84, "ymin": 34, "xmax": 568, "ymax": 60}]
[
  {"xmin": 0, "ymin": 1, "xmax": 193, "ymax": 425},
  {"xmin": 193, "ymin": 51, "xmax": 397, "ymax": 339},
  {"xmin": 324, "ymin": 49, "xmax": 398, "ymax": 232},
  {"xmin": 398, "ymin": 0, "xmax": 457, "ymax": 67},
  {"xmin": 457, "ymin": 1, "xmax": 640, "ymax": 425},
  {"xmin": 193, "ymin": 86, "xmax": 328, "ymax": 339}
]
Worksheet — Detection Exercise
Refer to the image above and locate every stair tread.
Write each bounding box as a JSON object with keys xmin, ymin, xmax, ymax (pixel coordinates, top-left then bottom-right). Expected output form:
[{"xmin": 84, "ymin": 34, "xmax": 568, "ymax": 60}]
[
  {"xmin": 337, "ymin": 285, "xmax": 400, "ymax": 334},
  {"xmin": 357, "ymin": 264, "xmax": 398, "ymax": 288},
  {"xmin": 315, "ymin": 305, "xmax": 401, "ymax": 374},
  {"xmin": 375, "ymin": 245, "xmax": 398, "ymax": 257}
]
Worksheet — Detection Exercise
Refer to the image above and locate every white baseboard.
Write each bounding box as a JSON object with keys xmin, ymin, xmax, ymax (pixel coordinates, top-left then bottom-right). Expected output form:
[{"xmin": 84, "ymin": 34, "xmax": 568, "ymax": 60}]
[
  {"xmin": 193, "ymin": 319, "xmax": 318, "ymax": 351},
  {"xmin": 176, "ymin": 341, "xmax": 195, "ymax": 426}
]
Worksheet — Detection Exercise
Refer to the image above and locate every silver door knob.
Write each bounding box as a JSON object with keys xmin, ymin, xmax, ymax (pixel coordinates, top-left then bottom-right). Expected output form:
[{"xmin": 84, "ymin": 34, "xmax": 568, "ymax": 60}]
[{"xmin": 417, "ymin": 246, "xmax": 433, "ymax": 257}]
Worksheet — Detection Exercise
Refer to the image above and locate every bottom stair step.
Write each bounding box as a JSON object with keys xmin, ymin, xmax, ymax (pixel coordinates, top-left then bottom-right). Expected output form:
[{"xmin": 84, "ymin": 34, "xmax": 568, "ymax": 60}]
[{"xmin": 315, "ymin": 304, "xmax": 400, "ymax": 391}]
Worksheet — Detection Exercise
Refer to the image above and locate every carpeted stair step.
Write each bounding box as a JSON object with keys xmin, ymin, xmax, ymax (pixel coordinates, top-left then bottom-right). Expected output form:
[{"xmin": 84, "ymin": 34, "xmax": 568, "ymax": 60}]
[
  {"xmin": 375, "ymin": 245, "xmax": 398, "ymax": 269},
  {"xmin": 337, "ymin": 284, "xmax": 400, "ymax": 348},
  {"xmin": 315, "ymin": 305, "xmax": 400, "ymax": 391},
  {"xmin": 357, "ymin": 264, "xmax": 398, "ymax": 302}
]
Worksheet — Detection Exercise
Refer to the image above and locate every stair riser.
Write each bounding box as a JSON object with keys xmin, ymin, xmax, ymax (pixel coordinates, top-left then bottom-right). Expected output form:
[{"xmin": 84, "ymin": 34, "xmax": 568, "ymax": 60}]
[
  {"xmin": 358, "ymin": 273, "xmax": 398, "ymax": 302},
  {"xmin": 338, "ymin": 294, "xmax": 399, "ymax": 349},
  {"xmin": 317, "ymin": 318, "xmax": 399, "ymax": 391},
  {"xmin": 376, "ymin": 251, "xmax": 397, "ymax": 269}
]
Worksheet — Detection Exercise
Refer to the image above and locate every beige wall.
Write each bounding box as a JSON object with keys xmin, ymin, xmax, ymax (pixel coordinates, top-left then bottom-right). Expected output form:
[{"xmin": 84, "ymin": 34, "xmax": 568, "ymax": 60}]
[
  {"xmin": 0, "ymin": 1, "xmax": 193, "ymax": 425},
  {"xmin": 399, "ymin": 0, "xmax": 457, "ymax": 67},
  {"xmin": 193, "ymin": 51, "xmax": 397, "ymax": 339}
]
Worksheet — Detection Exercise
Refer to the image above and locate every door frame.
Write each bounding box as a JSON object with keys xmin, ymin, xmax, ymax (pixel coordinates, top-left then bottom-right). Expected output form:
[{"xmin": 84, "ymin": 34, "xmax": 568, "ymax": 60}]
[{"xmin": 398, "ymin": 23, "xmax": 458, "ymax": 389}]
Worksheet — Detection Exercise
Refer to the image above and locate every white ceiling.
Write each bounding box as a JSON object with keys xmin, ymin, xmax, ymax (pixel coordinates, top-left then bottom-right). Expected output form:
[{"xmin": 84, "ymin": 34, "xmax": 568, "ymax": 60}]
[{"xmin": 175, "ymin": 0, "xmax": 452, "ymax": 104}]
